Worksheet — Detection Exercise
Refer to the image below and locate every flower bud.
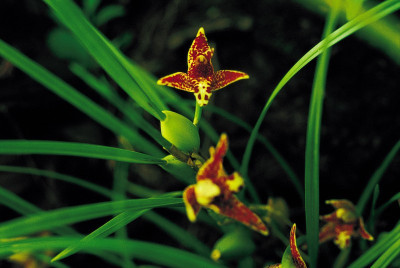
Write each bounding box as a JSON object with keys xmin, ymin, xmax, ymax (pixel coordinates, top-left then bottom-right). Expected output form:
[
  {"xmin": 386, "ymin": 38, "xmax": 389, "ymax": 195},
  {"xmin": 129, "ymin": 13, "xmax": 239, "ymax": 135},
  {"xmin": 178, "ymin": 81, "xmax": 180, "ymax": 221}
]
[
  {"xmin": 211, "ymin": 230, "xmax": 255, "ymax": 261},
  {"xmin": 160, "ymin": 155, "xmax": 196, "ymax": 184},
  {"xmin": 160, "ymin": 110, "xmax": 200, "ymax": 153}
]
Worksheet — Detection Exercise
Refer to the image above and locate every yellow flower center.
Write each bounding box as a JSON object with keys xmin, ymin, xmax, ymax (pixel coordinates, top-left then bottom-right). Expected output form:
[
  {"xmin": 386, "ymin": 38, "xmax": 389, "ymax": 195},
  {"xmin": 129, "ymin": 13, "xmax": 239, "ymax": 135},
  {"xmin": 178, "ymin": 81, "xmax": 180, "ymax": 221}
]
[
  {"xmin": 334, "ymin": 231, "xmax": 351, "ymax": 249},
  {"xmin": 226, "ymin": 172, "xmax": 244, "ymax": 193},
  {"xmin": 195, "ymin": 179, "xmax": 221, "ymax": 205},
  {"xmin": 336, "ymin": 208, "xmax": 357, "ymax": 223}
]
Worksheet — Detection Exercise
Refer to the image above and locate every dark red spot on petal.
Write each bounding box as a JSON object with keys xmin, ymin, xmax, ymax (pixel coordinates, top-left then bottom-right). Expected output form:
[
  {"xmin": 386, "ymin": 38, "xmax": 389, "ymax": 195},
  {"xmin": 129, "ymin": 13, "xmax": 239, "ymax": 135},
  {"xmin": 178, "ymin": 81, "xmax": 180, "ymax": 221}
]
[
  {"xmin": 204, "ymin": 95, "xmax": 209, "ymax": 100},
  {"xmin": 197, "ymin": 95, "xmax": 202, "ymax": 100}
]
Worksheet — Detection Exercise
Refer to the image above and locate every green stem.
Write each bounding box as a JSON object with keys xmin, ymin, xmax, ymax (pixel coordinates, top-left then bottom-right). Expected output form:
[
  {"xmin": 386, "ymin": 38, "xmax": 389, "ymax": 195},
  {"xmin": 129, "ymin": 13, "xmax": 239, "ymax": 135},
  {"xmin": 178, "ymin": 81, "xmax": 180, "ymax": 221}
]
[{"xmin": 193, "ymin": 102, "xmax": 203, "ymax": 126}]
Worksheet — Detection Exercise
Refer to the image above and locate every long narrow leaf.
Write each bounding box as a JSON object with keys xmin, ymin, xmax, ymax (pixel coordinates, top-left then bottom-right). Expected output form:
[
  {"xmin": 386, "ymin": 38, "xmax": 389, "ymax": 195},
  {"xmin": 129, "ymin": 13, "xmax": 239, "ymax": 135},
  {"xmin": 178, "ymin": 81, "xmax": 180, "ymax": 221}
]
[
  {"xmin": 143, "ymin": 211, "xmax": 210, "ymax": 256},
  {"xmin": 0, "ymin": 185, "xmax": 129, "ymax": 267},
  {"xmin": 70, "ymin": 63, "xmax": 170, "ymax": 149},
  {"xmin": 0, "ymin": 39, "xmax": 163, "ymax": 156},
  {"xmin": 0, "ymin": 140, "xmax": 165, "ymax": 164},
  {"xmin": 0, "ymin": 198, "xmax": 182, "ymax": 239},
  {"xmin": 0, "ymin": 237, "xmax": 225, "ymax": 268},
  {"xmin": 348, "ymin": 222, "xmax": 400, "ymax": 267},
  {"xmin": 241, "ymin": 0, "xmax": 400, "ymax": 177},
  {"xmin": 357, "ymin": 139, "xmax": 400, "ymax": 214},
  {"xmin": 0, "ymin": 165, "xmax": 115, "ymax": 198},
  {"xmin": 52, "ymin": 209, "xmax": 148, "ymax": 262},
  {"xmin": 207, "ymin": 105, "xmax": 304, "ymax": 202},
  {"xmin": 43, "ymin": 0, "xmax": 166, "ymax": 120},
  {"xmin": 304, "ymin": 5, "xmax": 339, "ymax": 267}
]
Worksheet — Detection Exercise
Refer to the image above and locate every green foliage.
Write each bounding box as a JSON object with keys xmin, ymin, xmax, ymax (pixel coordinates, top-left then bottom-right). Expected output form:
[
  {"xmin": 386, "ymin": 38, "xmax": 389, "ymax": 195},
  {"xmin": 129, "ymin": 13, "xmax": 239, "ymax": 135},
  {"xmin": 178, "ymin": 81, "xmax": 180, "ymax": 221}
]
[{"xmin": 0, "ymin": 0, "xmax": 399, "ymax": 267}]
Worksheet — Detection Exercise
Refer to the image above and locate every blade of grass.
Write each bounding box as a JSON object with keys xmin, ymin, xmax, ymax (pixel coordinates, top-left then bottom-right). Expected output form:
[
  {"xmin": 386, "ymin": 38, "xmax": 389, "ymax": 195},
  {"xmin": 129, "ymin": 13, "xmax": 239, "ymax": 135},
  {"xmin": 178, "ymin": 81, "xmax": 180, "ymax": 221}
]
[
  {"xmin": 0, "ymin": 169, "xmax": 206, "ymax": 261},
  {"xmin": 143, "ymin": 211, "xmax": 210, "ymax": 256},
  {"xmin": 69, "ymin": 63, "xmax": 170, "ymax": 149},
  {"xmin": 207, "ymin": 105, "xmax": 304, "ymax": 202},
  {"xmin": 241, "ymin": 0, "xmax": 400, "ymax": 179},
  {"xmin": 43, "ymin": 0, "xmax": 166, "ymax": 120},
  {"xmin": 376, "ymin": 192, "xmax": 400, "ymax": 216},
  {"xmin": 305, "ymin": 4, "xmax": 339, "ymax": 267},
  {"xmin": 52, "ymin": 209, "xmax": 147, "ymax": 262},
  {"xmin": 0, "ymin": 165, "xmax": 116, "ymax": 198},
  {"xmin": 0, "ymin": 39, "xmax": 163, "ymax": 156},
  {"xmin": 0, "ymin": 198, "xmax": 182, "ymax": 239},
  {"xmin": 371, "ymin": 231, "xmax": 400, "ymax": 268},
  {"xmin": 112, "ymin": 161, "xmax": 136, "ymax": 268},
  {"xmin": 0, "ymin": 185, "xmax": 129, "ymax": 267},
  {"xmin": 356, "ymin": 139, "xmax": 400, "ymax": 215},
  {"xmin": 0, "ymin": 140, "xmax": 165, "ymax": 165},
  {"xmin": 0, "ymin": 237, "xmax": 225, "ymax": 268},
  {"xmin": 348, "ymin": 222, "xmax": 400, "ymax": 267}
]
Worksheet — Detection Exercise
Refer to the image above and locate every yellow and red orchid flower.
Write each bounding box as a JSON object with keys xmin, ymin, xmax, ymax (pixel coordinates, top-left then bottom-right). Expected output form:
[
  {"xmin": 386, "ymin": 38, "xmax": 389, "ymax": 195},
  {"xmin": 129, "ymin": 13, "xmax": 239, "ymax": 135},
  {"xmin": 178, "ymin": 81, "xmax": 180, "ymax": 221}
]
[
  {"xmin": 157, "ymin": 27, "xmax": 249, "ymax": 106},
  {"xmin": 182, "ymin": 134, "xmax": 268, "ymax": 235},
  {"xmin": 319, "ymin": 199, "xmax": 374, "ymax": 249},
  {"xmin": 266, "ymin": 224, "xmax": 307, "ymax": 268}
]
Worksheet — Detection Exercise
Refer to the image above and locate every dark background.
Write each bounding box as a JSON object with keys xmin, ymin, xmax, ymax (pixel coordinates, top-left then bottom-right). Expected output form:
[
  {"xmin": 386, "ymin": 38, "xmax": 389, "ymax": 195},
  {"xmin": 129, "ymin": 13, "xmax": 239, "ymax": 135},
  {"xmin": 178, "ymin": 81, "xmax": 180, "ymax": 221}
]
[{"xmin": 0, "ymin": 0, "xmax": 399, "ymax": 267}]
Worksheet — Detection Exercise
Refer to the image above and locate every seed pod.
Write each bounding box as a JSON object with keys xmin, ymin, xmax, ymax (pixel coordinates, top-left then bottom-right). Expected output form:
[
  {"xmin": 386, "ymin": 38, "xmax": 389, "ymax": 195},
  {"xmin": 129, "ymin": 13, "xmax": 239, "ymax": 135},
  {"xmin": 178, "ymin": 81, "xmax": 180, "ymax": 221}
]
[
  {"xmin": 160, "ymin": 110, "xmax": 200, "ymax": 153},
  {"xmin": 211, "ymin": 230, "xmax": 255, "ymax": 261},
  {"xmin": 160, "ymin": 155, "xmax": 196, "ymax": 184}
]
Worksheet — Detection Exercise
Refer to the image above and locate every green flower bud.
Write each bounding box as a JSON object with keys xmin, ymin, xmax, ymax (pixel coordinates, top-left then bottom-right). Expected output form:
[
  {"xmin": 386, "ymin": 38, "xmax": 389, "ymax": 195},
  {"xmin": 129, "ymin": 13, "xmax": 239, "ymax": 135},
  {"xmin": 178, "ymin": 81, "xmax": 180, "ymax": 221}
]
[
  {"xmin": 160, "ymin": 155, "xmax": 196, "ymax": 184},
  {"xmin": 160, "ymin": 110, "xmax": 200, "ymax": 153},
  {"xmin": 211, "ymin": 230, "xmax": 255, "ymax": 261}
]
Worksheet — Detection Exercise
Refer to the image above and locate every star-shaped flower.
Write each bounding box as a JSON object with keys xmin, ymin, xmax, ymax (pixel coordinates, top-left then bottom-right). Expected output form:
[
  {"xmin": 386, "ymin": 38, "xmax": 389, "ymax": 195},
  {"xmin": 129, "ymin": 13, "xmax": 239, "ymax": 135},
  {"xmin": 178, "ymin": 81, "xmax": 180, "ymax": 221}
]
[
  {"xmin": 157, "ymin": 27, "xmax": 249, "ymax": 107},
  {"xmin": 319, "ymin": 199, "xmax": 374, "ymax": 249},
  {"xmin": 183, "ymin": 134, "xmax": 268, "ymax": 235}
]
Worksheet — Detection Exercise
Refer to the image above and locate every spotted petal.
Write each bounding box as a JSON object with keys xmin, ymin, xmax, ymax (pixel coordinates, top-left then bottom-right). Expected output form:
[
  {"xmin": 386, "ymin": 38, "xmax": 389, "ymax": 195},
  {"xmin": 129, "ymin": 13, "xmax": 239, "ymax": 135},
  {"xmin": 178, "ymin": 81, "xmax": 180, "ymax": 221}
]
[
  {"xmin": 188, "ymin": 27, "xmax": 214, "ymax": 71},
  {"xmin": 212, "ymin": 70, "xmax": 249, "ymax": 91},
  {"xmin": 208, "ymin": 195, "xmax": 268, "ymax": 235},
  {"xmin": 358, "ymin": 218, "xmax": 374, "ymax": 241},
  {"xmin": 157, "ymin": 72, "xmax": 193, "ymax": 92},
  {"xmin": 183, "ymin": 185, "xmax": 201, "ymax": 222},
  {"xmin": 196, "ymin": 133, "xmax": 228, "ymax": 182},
  {"xmin": 290, "ymin": 224, "xmax": 307, "ymax": 268},
  {"xmin": 318, "ymin": 222, "xmax": 336, "ymax": 244}
]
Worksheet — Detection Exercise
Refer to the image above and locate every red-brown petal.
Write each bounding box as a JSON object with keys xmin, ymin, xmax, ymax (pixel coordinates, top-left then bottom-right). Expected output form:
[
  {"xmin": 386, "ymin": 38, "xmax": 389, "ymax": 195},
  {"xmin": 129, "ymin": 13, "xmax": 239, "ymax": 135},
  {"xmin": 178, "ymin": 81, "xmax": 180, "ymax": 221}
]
[
  {"xmin": 211, "ymin": 195, "xmax": 268, "ymax": 235},
  {"xmin": 320, "ymin": 211, "xmax": 339, "ymax": 223},
  {"xmin": 188, "ymin": 28, "xmax": 214, "ymax": 70},
  {"xmin": 183, "ymin": 185, "xmax": 201, "ymax": 222},
  {"xmin": 196, "ymin": 134, "xmax": 228, "ymax": 181},
  {"xmin": 157, "ymin": 72, "xmax": 193, "ymax": 92},
  {"xmin": 212, "ymin": 70, "xmax": 249, "ymax": 91},
  {"xmin": 319, "ymin": 222, "xmax": 336, "ymax": 244},
  {"xmin": 290, "ymin": 224, "xmax": 307, "ymax": 268},
  {"xmin": 326, "ymin": 199, "xmax": 356, "ymax": 211},
  {"xmin": 358, "ymin": 217, "xmax": 374, "ymax": 241}
]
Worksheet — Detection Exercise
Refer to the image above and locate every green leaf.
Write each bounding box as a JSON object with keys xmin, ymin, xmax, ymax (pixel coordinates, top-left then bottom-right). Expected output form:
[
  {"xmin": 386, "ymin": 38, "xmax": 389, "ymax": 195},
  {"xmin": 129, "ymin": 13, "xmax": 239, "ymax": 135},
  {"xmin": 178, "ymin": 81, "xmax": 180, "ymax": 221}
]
[
  {"xmin": 0, "ymin": 198, "xmax": 182, "ymax": 239},
  {"xmin": 0, "ymin": 237, "xmax": 225, "ymax": 268},
  {"xmin": 281, "ymin": 245, "xmax": 296, "ymax": 268},
  {"xmin": 43, "ymin": 0, "xmax": 167, "ymax": 120},
  {"xmin": 357, "ymin": 139, "xmax": 400, "ymax": 215},
  {"xmin": 241, "ymin": 0, "xmax": 400, "ymax": 180},
  {"xmin": 69, "ymin": 63, "xmax": 170, "ymax": 149},
  {"xmin": 349, "ymin": 223, "xmax": 400, "ymax": 267},
  {"xmin": 0, "ymin": 140, "xmax": 165, "ymax": 164},
  {"xmin": 0, "ymin": 165, "xmax": 115, "ymax": 198},
  {"xmin": 94, "ymin": 5, "xmax": 125, "ymax": 26},
  {"xmin": 304, "ymin": 5, "xmax": 339, "ymax": 267},
  {"xmin": 52, "ymin": 209, "xmax": 147, "ymax": 262},
  {"xmin": 0, "ymin": 39, "xmax": 162, "ymax": 156},
  {"xmin": 0, "ymin": 184, "xmax": 132, "ymax": 267},
  {"xmin": 144, "ymin": 211, "xmax": 210, "ymax": 256}
]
